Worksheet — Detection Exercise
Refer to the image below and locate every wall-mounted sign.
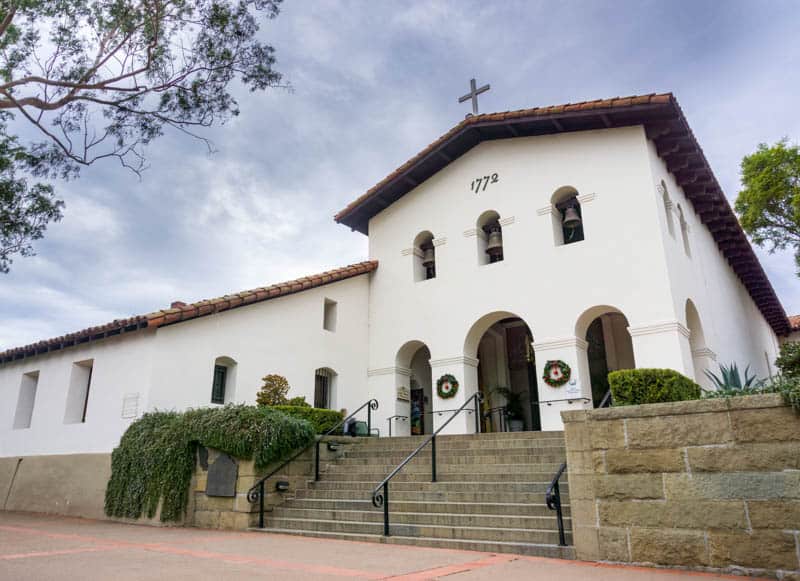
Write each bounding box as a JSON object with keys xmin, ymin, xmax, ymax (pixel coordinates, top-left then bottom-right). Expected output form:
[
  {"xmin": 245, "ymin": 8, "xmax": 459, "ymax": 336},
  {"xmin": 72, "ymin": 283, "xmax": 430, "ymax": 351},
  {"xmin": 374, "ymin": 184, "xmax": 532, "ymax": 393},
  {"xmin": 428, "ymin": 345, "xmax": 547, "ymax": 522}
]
[{"xmin": 396, "ymin": 385, "xmax": 410, "ymax": 401}]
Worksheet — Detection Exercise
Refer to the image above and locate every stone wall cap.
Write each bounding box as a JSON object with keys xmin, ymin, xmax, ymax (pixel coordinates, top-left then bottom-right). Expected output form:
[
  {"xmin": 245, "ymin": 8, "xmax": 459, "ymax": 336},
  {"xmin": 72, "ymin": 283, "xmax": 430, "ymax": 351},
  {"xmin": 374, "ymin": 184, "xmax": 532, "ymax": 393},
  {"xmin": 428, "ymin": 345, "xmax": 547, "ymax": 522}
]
[
  {"xmin": 584, "ymin": 393, "xmax": 787, "ymax": 421},
  {"xmin": 561, "ymin": 410, "xmax": 589, "ymax": 423}
]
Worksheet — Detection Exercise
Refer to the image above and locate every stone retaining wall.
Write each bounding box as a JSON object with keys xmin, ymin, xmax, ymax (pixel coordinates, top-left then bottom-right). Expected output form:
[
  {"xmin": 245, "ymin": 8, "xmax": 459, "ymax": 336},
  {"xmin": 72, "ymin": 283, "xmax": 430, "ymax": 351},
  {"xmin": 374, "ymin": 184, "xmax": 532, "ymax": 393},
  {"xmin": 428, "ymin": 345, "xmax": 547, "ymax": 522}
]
[{"xmin": 562, "ymin": 393, "xmax": 800, "ymax": 579}]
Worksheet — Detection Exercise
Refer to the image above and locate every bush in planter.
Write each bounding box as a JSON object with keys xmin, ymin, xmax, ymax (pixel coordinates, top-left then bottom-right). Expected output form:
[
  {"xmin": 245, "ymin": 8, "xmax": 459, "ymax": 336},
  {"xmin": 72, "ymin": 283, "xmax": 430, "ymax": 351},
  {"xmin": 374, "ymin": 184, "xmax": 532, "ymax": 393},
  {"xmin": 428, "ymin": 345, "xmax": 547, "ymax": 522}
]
[
  {"xmin": 776, "ymin": 342, "xmax": 800, "ymax": 379},
  {"xmin": 608, "ymin": 368, "xmax": 701, "ymax": 406},
  {"xmin": 272, "ymin": 405, "xmax": 344, "ymax": 434}
]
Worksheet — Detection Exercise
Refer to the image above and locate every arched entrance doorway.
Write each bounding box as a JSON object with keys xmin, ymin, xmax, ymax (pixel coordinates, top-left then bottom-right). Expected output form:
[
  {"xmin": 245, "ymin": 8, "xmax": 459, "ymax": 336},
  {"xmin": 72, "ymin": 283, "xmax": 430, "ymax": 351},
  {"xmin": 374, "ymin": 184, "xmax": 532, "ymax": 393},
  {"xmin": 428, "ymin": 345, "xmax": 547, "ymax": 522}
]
[
  {"xmin": 464, "ymin": 312, "xmax": 540, "ymax": 432},
  {"xmin": 576, "ymin": 306, "xmax": 635, "ymax": 407},
  {"xmin": 396, "ymin": 340, "xmax": 432, "ymax": 435}
]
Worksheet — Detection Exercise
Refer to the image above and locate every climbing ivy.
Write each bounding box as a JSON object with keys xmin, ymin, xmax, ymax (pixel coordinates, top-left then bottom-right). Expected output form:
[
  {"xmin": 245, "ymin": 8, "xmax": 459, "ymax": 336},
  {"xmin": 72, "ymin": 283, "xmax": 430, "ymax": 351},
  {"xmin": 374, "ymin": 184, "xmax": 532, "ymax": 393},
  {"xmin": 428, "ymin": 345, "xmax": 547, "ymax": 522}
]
[{"xmin": 104, "ymin": 405, "xmax": 315, "ymax": 522}]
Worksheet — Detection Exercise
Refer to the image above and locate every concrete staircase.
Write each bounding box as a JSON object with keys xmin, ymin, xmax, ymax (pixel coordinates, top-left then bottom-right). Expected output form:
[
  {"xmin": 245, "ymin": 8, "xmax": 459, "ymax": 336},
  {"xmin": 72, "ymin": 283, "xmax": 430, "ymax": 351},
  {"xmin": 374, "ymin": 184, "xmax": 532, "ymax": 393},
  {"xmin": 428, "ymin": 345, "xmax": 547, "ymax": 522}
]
[{"xmin": 255, "ymin": 431, "xmax": 574, "ymax": 558}]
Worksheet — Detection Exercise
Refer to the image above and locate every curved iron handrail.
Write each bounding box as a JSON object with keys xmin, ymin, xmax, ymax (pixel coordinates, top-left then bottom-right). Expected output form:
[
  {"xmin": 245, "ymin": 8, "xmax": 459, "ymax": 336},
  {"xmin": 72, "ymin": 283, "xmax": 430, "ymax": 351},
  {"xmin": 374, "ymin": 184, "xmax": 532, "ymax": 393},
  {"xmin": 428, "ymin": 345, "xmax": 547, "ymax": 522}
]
[
  {"xmin": 371, "ymin": 391, "xmax": 483, "ymax": 536},
  {"xmin": 386, "ymin": 415, "xmax": 408, "ymax": 437},
  {"xmin": 247, "ymin": 398, "xmax": 378, "ymax": 528},
  {"xmin": 546, "ymin": 461, "xmax": 568, "ymax": 546},
  {"xmin": 598, "ymin": 389, "xmax": 613, "ymax": 408}
]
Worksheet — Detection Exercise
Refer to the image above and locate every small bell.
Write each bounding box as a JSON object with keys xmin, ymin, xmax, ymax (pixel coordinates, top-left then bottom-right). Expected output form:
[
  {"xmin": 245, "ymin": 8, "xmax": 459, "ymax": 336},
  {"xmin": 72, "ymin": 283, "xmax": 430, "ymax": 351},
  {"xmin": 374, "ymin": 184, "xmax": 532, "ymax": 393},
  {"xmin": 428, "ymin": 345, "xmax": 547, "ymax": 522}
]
[
  {"xmin": 421, "ymin": 245, "xmax": 435, "ymax": 267},
  {"xmin": 485, "ymin": 225, "xmax": 503, "ymax": 260},
  {"xmin": 562, "ymin": 206, "xmax": 582, "ymax": 229}
]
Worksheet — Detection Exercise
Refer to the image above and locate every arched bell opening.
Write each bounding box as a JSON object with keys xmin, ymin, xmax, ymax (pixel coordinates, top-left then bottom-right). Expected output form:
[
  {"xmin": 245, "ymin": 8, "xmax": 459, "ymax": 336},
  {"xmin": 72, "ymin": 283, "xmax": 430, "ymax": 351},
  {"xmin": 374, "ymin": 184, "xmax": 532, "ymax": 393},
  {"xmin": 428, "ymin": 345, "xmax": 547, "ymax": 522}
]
[
  {"xmin": 551, "ymin": 186, "xmax": 584, "ymax": 246},
  {"xmin": 476, "ymin": 210, "xmax": 503, "ymax": 265},
  {"xmin": 413, "ymin": 231, "xmax": 436, "ymax": 281}
]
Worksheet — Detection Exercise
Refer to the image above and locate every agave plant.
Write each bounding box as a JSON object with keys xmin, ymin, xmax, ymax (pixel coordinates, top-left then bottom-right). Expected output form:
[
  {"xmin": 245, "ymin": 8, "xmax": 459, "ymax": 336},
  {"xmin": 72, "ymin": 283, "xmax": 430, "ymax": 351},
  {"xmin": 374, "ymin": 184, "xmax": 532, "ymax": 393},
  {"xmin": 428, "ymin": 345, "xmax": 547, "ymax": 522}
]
[{"xmin": 704, "ymin": 362, "xmax": 761, "ymax": 391}]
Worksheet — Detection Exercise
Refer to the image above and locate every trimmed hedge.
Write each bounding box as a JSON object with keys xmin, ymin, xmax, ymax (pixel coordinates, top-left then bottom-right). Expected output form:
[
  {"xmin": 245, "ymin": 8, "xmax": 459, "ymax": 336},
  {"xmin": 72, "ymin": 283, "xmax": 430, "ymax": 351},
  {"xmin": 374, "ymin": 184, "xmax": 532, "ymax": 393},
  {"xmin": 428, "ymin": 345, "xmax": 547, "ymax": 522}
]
[
  {"xmin": 272, "ymin": 405, "xmax": 344, "ymax": 434},
  {"xmin": 104, "ymin": 405, "xmax": 315, "ymax": 522},
  {"xmin": 608, "ymin": 368, "xmax": 701, "ymax": 406}
]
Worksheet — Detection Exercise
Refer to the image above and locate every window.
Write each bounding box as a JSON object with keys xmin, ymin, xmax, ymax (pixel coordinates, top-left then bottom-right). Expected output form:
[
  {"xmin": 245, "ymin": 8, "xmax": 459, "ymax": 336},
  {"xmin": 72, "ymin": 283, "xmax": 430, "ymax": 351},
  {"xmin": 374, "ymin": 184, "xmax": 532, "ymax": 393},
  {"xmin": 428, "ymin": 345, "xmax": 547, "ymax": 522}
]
[
  {"xmin": 211, "ymin": 365, "xmax": 227, "ymax": 404},
  {"xmin": 677, "ymin": 204, "xmax": 691, "ymax": 257},
  {"xmin": 551, "ymin": 187, "xmax": 584, "ymax": 246},
  {"xmin": 13, "ymin": 371, "xmax": 39, "ymax": 429},
  {"xmin": 323, "ymin": 298, "xmax": 337, "ymax": 332},
  {"xmin": 314, "ymin": 368, "xmax": 336, "ymax": 409},
  {"xmin": 659, "ymin": 180, "xmax": 675, "ymax": 237},
  {"xmin": 64, "ymin": 359, "xmax": 93, "ymax": 424},
  {"xmin": 413, "ymin": 231, "xmax": 436, "ymax": 281},
  {"xmin": 476, "ymin": 211, "xmax": 503, "ymax": 265}
]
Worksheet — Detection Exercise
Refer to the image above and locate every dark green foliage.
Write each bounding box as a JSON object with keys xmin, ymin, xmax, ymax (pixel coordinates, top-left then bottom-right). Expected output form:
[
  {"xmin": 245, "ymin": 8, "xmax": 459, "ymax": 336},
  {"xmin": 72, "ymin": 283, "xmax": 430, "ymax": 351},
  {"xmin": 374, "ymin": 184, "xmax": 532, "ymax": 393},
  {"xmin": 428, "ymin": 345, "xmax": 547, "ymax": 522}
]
[
  {"xmin": 608, "ymin": 369, "xmax": 701, "ymax": 406},
  {"xmin": 776, "ymin": 342, "xmax": 800, "ymax": 378},
  {"xmin": 704, "ymin": 375, "xmax": 800, "ymax": 414},
  {"xmin": 104, "ymin": 404, "xmax": 314, "ymax": 522},
  {"xmin": 735, "ymin": 140, "xmax": 800, "ymax": 274},
  {"xmin": 271, "ymin": 406, "xmax": 344, "ymax": 434},
  {"xmin": 256, "ymin": 374, "xmax": 290, "ymax": 406},
  {"xmin": 704, "ymin": 362, "xmax": 761, "ymax": 390},
  {"xmin": 287, "ymin": 396, "xmax": 311, "ymax": 407}
]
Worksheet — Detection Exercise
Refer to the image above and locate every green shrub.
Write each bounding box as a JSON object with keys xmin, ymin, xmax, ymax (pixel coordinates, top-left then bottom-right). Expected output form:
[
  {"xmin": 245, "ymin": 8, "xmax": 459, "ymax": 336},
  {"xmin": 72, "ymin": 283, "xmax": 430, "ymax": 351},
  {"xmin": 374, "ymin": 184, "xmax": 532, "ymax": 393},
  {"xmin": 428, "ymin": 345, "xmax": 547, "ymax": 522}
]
[
  {"xmin": 104, "ymin": 404, "xmax": 314, "ymax": 523},
  {"xmin": 704, "ymin": 362, "xmax": 761, "ymax": 390},
  {"xmin": 287, "ymin": 396, "xmax": 311, "ymax": 407},
  {"xmin": 608, "ymin": 368, "xmax": 701, "ymax": 406},
  {"xmin": 255, "ymin": 374, "xmax": 290, "ymax": 406},
  {"xmin": 776, "ymin": 342, "xmax": 800, "ymax": 379},
  {"xmin": 272, "ymin": 405, "xmax": 344, "ymax": 434}
]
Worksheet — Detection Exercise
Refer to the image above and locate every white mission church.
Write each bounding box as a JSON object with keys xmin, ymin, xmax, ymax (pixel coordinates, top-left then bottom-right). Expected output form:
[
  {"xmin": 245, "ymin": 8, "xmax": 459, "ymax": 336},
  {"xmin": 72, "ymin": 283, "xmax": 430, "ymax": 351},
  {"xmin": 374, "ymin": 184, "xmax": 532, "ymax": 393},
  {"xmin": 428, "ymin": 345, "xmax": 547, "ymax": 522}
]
[{"xmin": 0, "ymin": 93, "xmax": 794, "ymax": 459}]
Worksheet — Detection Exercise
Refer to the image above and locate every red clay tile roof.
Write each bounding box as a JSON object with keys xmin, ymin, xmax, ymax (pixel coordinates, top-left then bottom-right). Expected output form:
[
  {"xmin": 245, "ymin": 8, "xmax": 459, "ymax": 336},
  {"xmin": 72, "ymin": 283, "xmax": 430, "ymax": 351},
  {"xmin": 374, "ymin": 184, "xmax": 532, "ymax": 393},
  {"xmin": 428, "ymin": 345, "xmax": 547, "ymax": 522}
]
[
  {"xmin": 0, "ymin": 261, "xmax": 378, "ymax": 365},
  {"xmin": 789, "ymin": 315, "xmax": 800, "ymax": 332},
  {"xmin": 335, "ymin": 93, "xmax": 790, "ymax": 336}
]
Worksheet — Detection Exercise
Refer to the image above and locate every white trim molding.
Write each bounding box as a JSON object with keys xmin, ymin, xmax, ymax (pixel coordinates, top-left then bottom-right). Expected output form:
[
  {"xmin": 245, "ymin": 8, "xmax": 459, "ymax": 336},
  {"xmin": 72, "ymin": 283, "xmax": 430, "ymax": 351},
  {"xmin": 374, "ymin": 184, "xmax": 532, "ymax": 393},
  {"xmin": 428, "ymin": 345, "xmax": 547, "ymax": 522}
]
[
  {"xmin": 432, "ymin": 237, "xmax": 447, "ymax": 247},
  {"xmin": 533, "ymin": 337, "xmax": 589, "ymax": 353},
  {"xmin": 692, "ymin": 347, "xmax": 717, "ymax": 361},
  {"xmin": 400, "ymin": 248, "xmax": 414, "ymax": 256},
  {"xmin": 536, "ymin": 205, "xmax": 558, "ymax": 217},
  {"xmin": 429, "ymin": 355, "xmax": 480, "ymax": 368},
  {"xmin": 463, "ymin": 228, "xmax": 477, "ymax": 237},
  {"xmin": 627, "ymin": 321, "xmax": 691, "ymax": 339},
  {"xmin": 498, "ymin": 216, "xmax": 516, "ymax": 227},
  {"xmin": 577, "ymin": 192, "xmax": 597, "ymax": 204},
  {"xmin": 368, "ymin": 366, "xmax": 412, "ymax": 377}
]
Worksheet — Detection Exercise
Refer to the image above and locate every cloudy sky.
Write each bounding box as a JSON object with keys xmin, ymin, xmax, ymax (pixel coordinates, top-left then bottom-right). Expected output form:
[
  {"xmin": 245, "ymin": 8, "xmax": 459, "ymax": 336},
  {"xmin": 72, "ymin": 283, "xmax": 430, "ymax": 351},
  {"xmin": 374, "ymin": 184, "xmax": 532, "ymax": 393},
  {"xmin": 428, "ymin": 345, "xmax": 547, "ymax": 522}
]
[{"xmin": 2, "ymin": 0, "xmax": 799, "ymax": 349}]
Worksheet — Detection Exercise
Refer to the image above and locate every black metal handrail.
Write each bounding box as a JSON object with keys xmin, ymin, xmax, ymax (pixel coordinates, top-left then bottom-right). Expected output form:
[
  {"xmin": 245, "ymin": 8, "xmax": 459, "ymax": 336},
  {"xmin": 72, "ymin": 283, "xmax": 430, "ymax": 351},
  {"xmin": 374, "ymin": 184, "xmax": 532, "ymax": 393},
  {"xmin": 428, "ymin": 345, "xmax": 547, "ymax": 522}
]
[
  {"xmin": 533, "ymin": 397, "xmax": 591, "ymax": 406},
  {"xmin": 247, "ymin": 398, "xmax": 378, "ymax": 528},
  {"xmin": 598, "ymin": 389, "xmax": 613, "ymax": 408},
  {"xmin": 545, "ymin": 461, "xmax": 568, "ymax": 547},
  {"xmin": 387, "ymin": 415, "xmax": 408, "ymax": 437},
  {"xmin": 371, "ymin": 392, "xmax": 483, "ymax": 536}
]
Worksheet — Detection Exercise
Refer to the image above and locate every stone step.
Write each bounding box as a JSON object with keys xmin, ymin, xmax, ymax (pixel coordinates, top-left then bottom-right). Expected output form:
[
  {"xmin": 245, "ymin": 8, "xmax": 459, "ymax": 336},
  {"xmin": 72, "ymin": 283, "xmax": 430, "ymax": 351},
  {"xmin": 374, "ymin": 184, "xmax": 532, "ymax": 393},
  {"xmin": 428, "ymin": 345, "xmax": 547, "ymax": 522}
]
[
  {"xmin": 250, "ymin": 527, "xmax": 575, "ymax": 559},
  {"xmin": 339, "ymin": 451, "xmax": 567, "ymax": 464},
  {"xmin": 325, "ymin": 462, "xmax": 566, "ymax": 475},
  {"xmin": 292, "ymin": 488, "xmax": 569, "ymax": 505},
  {"xmin": 317, "ymin": 471, "xmax": 566, "ymax": 483},
  {"xmin": 270, "ymin": 507, "xmax": 571, "ymax": 530},
  {"xmin": 353, "ymin": 431, "xmax": 564, "ymax": 444},
  {"xmin": 309, "ymin": 480, "xmax": 563, "ymax": 493},
  {"xmin": 280, "ymin": 498, "xmax": 570, "ymax": 518},
  {"xmin": 345, "ymin": 438, "xmax": 566, "ymax": 452},
  {"xmin": 263, "ymin": 516, "xmax": 571, "ymax": 544}
]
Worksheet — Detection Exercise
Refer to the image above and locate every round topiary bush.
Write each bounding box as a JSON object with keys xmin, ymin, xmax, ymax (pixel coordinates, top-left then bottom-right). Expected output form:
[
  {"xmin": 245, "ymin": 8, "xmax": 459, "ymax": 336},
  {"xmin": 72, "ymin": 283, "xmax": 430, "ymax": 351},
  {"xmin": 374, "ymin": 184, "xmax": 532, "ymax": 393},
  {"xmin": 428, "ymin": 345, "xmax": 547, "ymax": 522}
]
[{"xmin": 608, "ymin": 368, "xmax": 701, "ymax": 406}]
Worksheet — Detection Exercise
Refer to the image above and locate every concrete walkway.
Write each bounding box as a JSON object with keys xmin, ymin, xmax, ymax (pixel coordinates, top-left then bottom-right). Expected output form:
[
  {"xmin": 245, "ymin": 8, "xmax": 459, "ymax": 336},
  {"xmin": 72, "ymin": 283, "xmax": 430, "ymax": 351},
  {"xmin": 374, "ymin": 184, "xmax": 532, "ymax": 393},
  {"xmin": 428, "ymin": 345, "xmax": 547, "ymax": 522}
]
[{"xmin": 0, "ymin": 512, "xmax": 762, "ymax": 580}]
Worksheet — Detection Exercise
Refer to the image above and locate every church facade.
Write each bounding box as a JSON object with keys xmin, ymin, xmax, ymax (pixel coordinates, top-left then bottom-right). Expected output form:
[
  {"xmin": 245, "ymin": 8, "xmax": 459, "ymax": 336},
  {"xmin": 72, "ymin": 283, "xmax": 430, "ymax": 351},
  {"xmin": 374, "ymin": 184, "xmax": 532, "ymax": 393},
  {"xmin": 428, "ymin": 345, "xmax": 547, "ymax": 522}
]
[{"xmin": 0, "ymin": 93, "xmax": 792, "ymax": 459}]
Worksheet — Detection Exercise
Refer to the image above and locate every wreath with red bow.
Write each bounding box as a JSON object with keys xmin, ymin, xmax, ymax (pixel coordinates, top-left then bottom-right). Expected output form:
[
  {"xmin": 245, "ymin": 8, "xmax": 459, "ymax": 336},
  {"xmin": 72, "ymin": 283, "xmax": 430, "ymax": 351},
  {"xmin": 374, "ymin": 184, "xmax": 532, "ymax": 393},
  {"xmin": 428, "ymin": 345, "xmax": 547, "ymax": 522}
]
[
  {"xmin": 542, "ymin": 360, "xmax": 571, "ymax": 388},
  {"xmin": 436, "ymin": 374, "xmax": 459, "ymax": 399}
]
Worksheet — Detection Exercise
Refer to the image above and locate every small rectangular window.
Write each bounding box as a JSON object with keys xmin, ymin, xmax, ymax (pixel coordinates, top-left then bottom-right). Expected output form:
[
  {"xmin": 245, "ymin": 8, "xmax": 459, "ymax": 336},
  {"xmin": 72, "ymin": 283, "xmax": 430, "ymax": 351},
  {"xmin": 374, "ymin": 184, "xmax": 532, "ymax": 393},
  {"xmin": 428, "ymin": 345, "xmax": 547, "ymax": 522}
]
[
  {"xmin": 323, "ymin": 299, "xmax": 337, "ymax": 332},
  {"xmin": 64, "ymin": 360, "xmax": 93, "ymax": 424},
  {"xmin": 211, "ymin": 365, "xmax": 227, "ymax": 404},
  {"xmin": 13, "ymin": 371, "xmax": 39, "ymax": 429}
]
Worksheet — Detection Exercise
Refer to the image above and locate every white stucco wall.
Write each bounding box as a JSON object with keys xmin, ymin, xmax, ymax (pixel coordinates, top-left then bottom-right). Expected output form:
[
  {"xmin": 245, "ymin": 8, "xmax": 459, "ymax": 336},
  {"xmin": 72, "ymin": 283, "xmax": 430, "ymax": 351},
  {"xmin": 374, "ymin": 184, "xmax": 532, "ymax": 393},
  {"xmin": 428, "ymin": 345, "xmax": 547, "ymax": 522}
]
[
  {"xmin": 0, "ymin": 331, "xmax": 156, "ymax": 457},
  {"xmin": 646, "ymin": 143, "xmax": 782, "ymax": 388},
  {"xmin": 147, "ymin": 274, "xmax": 371, "ymax": 420}
]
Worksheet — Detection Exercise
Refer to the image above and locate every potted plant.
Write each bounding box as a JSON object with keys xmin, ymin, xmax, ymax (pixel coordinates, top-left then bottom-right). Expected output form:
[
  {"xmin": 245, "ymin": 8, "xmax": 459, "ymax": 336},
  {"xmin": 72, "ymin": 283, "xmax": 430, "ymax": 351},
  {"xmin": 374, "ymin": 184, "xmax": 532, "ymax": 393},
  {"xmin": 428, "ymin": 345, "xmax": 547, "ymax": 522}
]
[{"xmin": 494, "ymin": 387, "xmax": 525, "ymax": 432}]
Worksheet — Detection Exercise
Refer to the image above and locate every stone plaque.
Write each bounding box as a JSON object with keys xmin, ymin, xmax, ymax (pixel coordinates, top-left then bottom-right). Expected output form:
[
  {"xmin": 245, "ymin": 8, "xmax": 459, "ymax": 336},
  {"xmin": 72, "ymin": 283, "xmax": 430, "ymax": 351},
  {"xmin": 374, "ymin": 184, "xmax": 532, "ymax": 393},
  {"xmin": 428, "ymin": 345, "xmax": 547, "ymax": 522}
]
[
  {"xmin": 396, "ymin": 385, "xmax": 410, "ymax": 401},
  {"xmin": 206, "ymin": 452, "xmax": 238, "ymax": 497}
]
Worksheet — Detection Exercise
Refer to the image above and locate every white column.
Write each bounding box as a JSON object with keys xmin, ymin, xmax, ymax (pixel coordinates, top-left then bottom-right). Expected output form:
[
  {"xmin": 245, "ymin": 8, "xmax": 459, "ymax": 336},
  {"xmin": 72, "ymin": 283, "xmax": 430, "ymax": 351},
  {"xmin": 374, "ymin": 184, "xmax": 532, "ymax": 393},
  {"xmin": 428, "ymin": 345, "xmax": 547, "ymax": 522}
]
[
  {"xmin": 533, "ymin": 337, "xmax": 593, "ymax": 431},
  {"xmin": 428, "ymin": 356, "xmax": 480, "ymax": 435},
  {"xmin": 367, "ymin": 366, "xmax": 412, "ymax": 437},
  {"xmin": 692, "ymin": 347, "xmax": 717, "ymax": 390},
  {"xmin": 627, "ymin": 321, "xmax": 694, "ymax": 377}
]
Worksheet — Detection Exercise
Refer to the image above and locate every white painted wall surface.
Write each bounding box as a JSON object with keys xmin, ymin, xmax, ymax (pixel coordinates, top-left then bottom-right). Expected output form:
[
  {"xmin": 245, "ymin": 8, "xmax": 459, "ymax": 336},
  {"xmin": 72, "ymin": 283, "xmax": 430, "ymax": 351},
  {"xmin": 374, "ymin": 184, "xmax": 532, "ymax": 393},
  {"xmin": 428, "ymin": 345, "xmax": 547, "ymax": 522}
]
[
  {"xmin": 0, "ymin": 331, "xmax": 155, "ymax": 457},
  {"xmin": 147, "ymin": 275, "xmax": 371, "ymax": 422},
  {"xmin": 646, "ymin": 143, "xmax": 782, "ymax": 388}
]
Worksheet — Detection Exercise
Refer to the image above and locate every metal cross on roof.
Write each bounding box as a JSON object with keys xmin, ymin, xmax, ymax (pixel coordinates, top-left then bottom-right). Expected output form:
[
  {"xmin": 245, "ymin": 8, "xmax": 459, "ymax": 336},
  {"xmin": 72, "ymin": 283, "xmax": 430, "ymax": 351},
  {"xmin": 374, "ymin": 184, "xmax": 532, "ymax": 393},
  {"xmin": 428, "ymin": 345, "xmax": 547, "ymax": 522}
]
[{"xmin": 458, "ymin": 78, "xmax": 490, "ymax": 116}]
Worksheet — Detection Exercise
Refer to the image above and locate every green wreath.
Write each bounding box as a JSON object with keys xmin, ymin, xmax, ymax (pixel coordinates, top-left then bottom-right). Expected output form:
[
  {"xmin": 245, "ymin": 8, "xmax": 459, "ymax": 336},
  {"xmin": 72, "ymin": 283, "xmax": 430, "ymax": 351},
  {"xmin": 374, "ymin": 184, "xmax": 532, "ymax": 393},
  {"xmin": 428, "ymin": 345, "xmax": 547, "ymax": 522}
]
[
  {"xmin": 436, "ymin": 374, "xmax": 459, "ymax": 399},
  {"xmin": 542, "ymin": 360, "xmax": 571, "ymax": 388}
]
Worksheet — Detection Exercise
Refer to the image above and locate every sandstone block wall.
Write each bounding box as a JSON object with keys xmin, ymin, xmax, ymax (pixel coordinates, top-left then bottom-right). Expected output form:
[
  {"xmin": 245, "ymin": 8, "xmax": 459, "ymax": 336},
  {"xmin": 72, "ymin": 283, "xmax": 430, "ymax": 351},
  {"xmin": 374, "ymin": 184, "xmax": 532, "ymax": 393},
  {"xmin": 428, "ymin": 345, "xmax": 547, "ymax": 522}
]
[{"xmin": 562, "ymin": 394, "xmax": 800, "ymax": 579}]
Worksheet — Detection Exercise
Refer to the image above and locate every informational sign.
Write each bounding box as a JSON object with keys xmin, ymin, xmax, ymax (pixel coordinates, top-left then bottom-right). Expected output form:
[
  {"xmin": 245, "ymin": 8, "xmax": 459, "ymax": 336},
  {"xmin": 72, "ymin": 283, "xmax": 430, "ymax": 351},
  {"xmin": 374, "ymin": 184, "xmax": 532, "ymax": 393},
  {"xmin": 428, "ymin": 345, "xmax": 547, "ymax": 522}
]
[{"xmin": 396, "ymin": 385, "xmax": 410, "ymax": 401}]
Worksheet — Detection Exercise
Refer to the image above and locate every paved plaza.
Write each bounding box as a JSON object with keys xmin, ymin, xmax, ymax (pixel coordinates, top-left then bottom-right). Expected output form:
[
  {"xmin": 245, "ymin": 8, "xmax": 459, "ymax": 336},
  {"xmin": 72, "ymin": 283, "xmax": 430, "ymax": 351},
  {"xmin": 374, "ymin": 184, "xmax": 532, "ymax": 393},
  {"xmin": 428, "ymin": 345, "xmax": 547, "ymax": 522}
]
[{"xmin": 0, "ymin": 512, "xmax": 762, "ymax": 580}]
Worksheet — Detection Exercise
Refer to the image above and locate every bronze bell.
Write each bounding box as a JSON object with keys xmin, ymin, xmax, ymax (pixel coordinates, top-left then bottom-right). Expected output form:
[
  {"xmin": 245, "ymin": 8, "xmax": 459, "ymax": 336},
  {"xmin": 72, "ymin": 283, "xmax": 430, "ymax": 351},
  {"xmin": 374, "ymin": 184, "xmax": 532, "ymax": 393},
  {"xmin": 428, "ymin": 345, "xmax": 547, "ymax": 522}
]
[
  {"xmin": 563, "ymin": 206, "xmax": 582, "ymax": 229},
  {"xmin": 421, "ymin": 245, "xmax": 435, "ymax": 267},
  {"xmin": 485, "ymin": 225, "xmax": 503, "ymax": 257}
]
